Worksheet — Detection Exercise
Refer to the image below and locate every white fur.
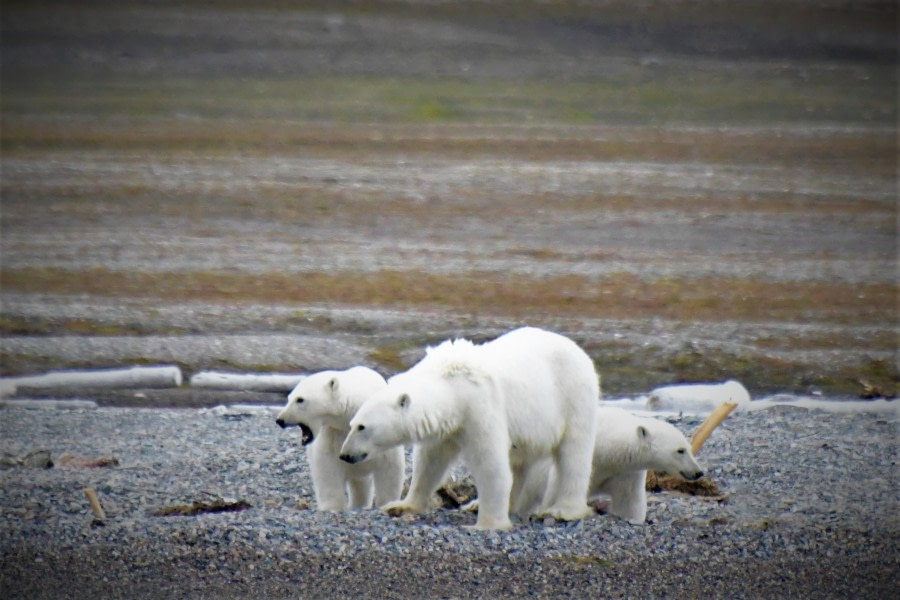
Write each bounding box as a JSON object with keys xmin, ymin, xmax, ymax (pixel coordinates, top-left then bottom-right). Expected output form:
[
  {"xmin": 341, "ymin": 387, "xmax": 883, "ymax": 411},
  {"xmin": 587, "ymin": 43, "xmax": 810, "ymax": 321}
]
[
  {"xmin": 276, "ymin": 367, "xmax": 404, "ymax": 511},
  {"xmin": 588, "ymin": 406, "xmax": 704, "ymax": 524},
  {"xmin": 647, "ymin": 379, "xmax": 751, "ymax": 411},
  {"xmin": 340, "ymin": 327, "xmax": 599, "ymax": 530}
]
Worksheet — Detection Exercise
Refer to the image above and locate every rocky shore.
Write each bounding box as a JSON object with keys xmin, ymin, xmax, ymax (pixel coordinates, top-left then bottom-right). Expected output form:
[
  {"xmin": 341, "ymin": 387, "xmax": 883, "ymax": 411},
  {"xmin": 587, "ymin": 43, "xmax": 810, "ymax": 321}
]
[{"xmin": 1, "ymin": 402, "xmax": 896, "ymax": 599}]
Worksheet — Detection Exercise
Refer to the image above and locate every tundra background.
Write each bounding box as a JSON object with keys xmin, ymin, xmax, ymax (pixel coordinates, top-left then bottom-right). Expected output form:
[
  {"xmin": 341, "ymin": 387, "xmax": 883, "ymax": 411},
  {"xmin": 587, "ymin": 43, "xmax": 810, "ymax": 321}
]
[{"xmin": 1, "ymin": 0, "xmax": 897, "ymax": 401}]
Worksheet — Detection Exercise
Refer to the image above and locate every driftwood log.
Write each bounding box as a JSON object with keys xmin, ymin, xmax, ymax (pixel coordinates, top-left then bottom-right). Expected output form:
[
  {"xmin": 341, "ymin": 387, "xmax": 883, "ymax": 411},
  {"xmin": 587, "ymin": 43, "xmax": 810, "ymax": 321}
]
[
  {"xmin": 690, "ymin": 402, "xmax": 738, "ymax": 455},
  {"xmin": 84, "ymin": 488, "xmax": 107, "ymax": 522},
  {"xmin": 1, "ymin": 366, "xmax": 183, "ymax": 397},
  {"xmin": 188, "ymin": 371, "xmax": 305, "ymax": 393},
  {"xmin": 153, "ymin": 498, "xmax": 252, "ymax": 517}
]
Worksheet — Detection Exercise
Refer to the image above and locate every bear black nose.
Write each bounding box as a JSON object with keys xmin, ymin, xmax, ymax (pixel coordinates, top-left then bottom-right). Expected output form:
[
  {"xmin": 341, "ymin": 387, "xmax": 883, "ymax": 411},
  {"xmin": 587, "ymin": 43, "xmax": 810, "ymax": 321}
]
[
  {"xmin": 339, "ymin": 453, "xmax": 366, "ymax": 464},
  {"xmin": 276, "ymin": 418, "xmax": 286, "ymax": 429}
]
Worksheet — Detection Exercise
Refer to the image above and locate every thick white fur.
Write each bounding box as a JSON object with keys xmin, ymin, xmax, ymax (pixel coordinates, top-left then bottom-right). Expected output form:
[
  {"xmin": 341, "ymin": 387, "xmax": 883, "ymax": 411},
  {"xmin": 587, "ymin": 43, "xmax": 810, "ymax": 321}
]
[
  {"xmin": 276, "ymin": 367, "xmax": 404, "ymax": 511},
  {"xmin": 340, "ymin": 327, "xmax": 599, "ymax": 530},
  {"xmin": 588, "ymin": 406, "xmax": 704, "ymax": 524}
]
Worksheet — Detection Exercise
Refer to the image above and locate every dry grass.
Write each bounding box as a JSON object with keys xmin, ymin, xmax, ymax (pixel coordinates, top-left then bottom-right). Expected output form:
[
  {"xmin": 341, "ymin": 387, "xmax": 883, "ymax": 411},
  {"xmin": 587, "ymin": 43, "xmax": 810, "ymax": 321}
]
[
  {"xmin": 750, "ymin": 329, "xmax": 897, "ymax": 353},
  {"xmin": 3, "ymin": 118, "xmax": 895, "ymax": 177},
  {"xmin": 1, "ymin": 267, "xmax": 893, "ymax": 326}
]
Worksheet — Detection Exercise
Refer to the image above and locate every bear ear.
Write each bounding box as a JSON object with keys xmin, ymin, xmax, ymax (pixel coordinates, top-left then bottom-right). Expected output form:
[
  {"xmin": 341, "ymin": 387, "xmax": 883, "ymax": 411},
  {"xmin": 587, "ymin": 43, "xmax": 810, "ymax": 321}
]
[
  {"xmin": 398, "ymin": 393, "xmax": 410, "ymax": 409},
  {"xmin": 637, "ymin": 425, "xmax": 650, "ymax": 440},
  {"xmin": 329, "ymin": 377, "xmax": 339, "ymax": 393}
]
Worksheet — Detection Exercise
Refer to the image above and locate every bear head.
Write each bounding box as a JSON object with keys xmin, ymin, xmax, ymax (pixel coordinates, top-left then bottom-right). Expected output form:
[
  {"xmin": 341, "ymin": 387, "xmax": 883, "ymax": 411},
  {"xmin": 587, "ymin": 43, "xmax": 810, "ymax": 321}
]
[
  {"xmin": 638, "ymin": 420, "xmax": 704, "ymax": 481},
  {"xmin": 339, "ymin": 370, "xmax": 459, "ymax": 464},
  {"xmin": 275, "ymin": 367, "xmax": 386, "ymax": 446},
  {"xmin": 339, "ymin": 387, "xmax": 413, "ymax": 464}
]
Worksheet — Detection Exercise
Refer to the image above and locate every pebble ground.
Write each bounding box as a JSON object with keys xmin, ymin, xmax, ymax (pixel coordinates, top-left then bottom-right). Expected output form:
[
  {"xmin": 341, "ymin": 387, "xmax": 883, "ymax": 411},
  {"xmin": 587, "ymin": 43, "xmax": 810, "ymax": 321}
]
[{"xmin": 1, "ymin": 403, "xmax": 896, "ymax": 599}]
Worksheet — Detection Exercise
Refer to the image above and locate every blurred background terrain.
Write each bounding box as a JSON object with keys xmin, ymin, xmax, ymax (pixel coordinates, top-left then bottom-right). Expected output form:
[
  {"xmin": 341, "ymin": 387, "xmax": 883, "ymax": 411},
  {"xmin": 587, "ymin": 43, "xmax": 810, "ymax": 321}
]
[{"xmin": 1, "ymin": 0, "xmax": 896, "ymax": 401}]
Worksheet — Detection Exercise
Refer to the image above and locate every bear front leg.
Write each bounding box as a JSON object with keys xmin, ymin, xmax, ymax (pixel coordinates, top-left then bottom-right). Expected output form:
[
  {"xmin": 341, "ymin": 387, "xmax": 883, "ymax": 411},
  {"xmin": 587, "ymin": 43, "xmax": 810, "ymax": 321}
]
[
  {"xmin": 373, "ymin": 447, "xmax": 405, "ymax": 509},
  {"xmin": 346, "ymin": 475, "xmax": 375, "ymax": 509},
  {"xmin": 383, "ymin": 441, "xmax": 459, "ymax": 517},
  {"xmin": 309, "ymin": 448, "xmax": 349, "ymax": 511},
  {"xmin": 463, "ymin": 440, "xmax": 514, "ymax": 531}
]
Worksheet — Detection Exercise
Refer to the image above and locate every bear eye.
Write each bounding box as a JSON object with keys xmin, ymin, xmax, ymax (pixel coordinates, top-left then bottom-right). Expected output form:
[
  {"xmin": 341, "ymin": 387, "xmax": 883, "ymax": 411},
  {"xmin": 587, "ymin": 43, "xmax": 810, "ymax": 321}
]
[
  {"xmin": 677, "ymin": 448, "xmax": 686, "ymax": 454},
  {"xmin": 357, "ymin": 424, "xmax": 366, "ymax": 432},
  {"xmin": 295, "ymin": 397, "xmax": 304, "ymax": 404}
]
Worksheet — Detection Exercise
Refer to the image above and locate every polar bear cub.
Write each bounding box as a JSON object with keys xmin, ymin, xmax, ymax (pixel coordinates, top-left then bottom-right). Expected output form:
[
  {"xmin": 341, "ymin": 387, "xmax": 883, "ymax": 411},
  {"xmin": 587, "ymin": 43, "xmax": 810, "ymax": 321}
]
[
  {"xmin": 276, "ymin": 367, "xmax": 404, "ymax": 511},
  {"xmin": 340, "ymin": 327, "xmax": 599, "ymax": 530},
  {"xmin": 589, "ymin": 406, "xmax": 704, "ymax": 524}
]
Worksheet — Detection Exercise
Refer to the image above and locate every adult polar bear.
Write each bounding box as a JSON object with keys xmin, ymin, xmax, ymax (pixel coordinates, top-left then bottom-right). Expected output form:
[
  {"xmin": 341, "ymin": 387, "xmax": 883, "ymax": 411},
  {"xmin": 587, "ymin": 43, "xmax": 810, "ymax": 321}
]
[
  {"xmin": 340, "ymin": 327, "xmax": 599, "ymax": 530},
  {"xmin": 276, "ymin": 367, "xmax": 404, "ymax": 511}
]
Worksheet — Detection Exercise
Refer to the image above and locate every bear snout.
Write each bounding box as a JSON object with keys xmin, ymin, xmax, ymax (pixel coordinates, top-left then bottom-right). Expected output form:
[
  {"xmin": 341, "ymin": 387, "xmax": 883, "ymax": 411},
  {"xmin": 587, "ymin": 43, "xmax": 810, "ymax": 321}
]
[
  {"xmin": 682, "ymin": 470, "xmax": 704, "ymax": 480},
  {"xmin": 339, "ymin": 452, "xmax": 367, "ymax": 464},
  {"xmin": 276, "ymin": 418, "xmax": 287, "ymax": 429}
]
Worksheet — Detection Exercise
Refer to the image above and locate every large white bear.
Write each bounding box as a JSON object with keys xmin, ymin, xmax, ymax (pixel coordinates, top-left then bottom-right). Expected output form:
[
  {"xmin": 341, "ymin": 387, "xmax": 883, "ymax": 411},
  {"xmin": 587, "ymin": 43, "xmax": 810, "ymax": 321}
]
[
  {"xmin": 339, "ymin": 327, "xmax": 599, "ymax": 530},
  {"xmin": 588, "ymin": 406, "xmax": 704, "ymax": 524},
  {"xmin": 275, "ymin": 367, "xmax": 404, "ymax": 511}
]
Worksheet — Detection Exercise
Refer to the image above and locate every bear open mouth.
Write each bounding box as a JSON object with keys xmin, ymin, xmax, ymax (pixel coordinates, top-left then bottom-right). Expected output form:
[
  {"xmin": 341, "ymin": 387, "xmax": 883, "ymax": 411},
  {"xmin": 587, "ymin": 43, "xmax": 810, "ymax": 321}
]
[{"xmin": 299, "ymin": 423, "xmax": 314, "ymax": 446}]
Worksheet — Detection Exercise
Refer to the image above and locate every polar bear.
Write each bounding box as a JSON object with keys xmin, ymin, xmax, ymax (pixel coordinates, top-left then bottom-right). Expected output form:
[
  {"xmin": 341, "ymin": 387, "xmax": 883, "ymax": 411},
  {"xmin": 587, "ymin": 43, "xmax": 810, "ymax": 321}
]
[
  {"xmin": 339, "ymin": 327, "xmax": 599, "ymax": 530},
  {"xmin": 588, "ymin": 406, "xmax": 704, "ymax": 524},
  {"xmin": 275, "ymin": 367, "xmax": 404, "ymax": 511}
]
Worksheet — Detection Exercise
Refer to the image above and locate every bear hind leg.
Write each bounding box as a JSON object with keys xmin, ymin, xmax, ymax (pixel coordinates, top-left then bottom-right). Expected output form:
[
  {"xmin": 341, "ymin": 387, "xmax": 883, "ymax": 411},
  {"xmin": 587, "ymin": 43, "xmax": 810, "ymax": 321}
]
[
  {"xmin": 510, "ymin": 457, "xmax": 552, "ymax": 517},
  {"xmin": 607, "ymin": 470, "xmax": 647, "ymax": 524}
]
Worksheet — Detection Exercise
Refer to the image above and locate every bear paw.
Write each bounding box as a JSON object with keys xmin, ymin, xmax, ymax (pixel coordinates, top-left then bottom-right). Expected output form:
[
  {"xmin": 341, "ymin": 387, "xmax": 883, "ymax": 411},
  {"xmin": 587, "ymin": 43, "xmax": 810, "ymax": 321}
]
[
  {"xmin": 464, "ymin": 517, "xmax": 513, "ymax": 532},
  {"xmin": 540, "ymin": 503, "xmax": 592, "ymax": 522},
  {"xmin": 381, "ymin": 501, "xmax": 423, "ymax": 518}
]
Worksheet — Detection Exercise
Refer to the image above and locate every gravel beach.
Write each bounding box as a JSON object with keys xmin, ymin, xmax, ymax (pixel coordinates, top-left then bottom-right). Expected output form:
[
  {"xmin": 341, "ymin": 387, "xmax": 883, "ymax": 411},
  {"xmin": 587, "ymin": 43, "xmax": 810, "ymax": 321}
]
[{"xmin": 1, "ymin": 403, "xmax": 896, "ymax": 599}]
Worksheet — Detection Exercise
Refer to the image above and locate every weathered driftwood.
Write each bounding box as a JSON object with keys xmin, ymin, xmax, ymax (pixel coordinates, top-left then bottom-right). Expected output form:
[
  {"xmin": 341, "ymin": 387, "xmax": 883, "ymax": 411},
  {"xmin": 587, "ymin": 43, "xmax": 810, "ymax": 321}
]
[
  {"xmin": 0, "ymin": 399, "xmax": 99, "ymax": 409},
  {"xmin": 0, "ymin": 450, "xmax": 54, "ymax": 469},
  {"xmin": 1, "ymin": 365, "xmax": 183, "ymax": 397},
  {"xmin": 690, "ymin": 402, "xmax": 738, "ymax": 455},
  {"xmin": 646, "ymin": 380, "xmax": 750, "ymax": 412},
  {"xmin": 189, "ymin": 371, "xmax": 305, "ymax": 393},
  {"xmin": 85, "ymin": 488, "xmax": 107, "ymax": 521},
  {"xmin": 153, "ymin": 498, "xmax": 252, "ymax": 517},
  {"xmin": 58, "ymin": 454, "xmax": 120, "ymax": 469},
  {"xmin": 857, "ymin": 378, "xmax": 896, "ymax": 400}
]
